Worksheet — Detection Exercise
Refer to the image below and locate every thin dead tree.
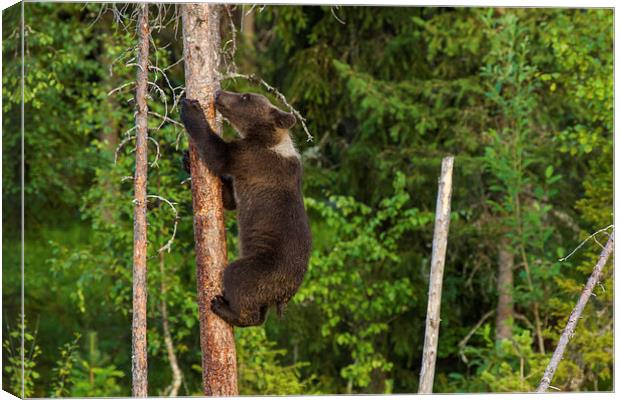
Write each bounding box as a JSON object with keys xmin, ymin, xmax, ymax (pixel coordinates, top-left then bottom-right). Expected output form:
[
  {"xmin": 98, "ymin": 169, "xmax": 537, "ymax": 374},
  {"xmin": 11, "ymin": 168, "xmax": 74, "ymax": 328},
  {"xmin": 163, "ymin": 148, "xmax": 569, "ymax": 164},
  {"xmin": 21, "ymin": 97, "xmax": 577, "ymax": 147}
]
[
  {"xmin": 419, "ymin": 156, "xmax": 454, "ymax": 394},
  {"xmin": 159, "ymin": 251, "xmax": 183, "ymax": 397},
  {"xmin": 156, "ymin": 175, "xmax": 183, "ymax": 397},
  {"xmin": 181, "ymin": 4, "xmax": 238, "ymax": 396},
  {"xmin": 537, "ymin": 230, "xmax": 614, "ymax": 392},
  {"xmin": 131, "ymin": 3, "xmax": 150, "ymax": 397}
]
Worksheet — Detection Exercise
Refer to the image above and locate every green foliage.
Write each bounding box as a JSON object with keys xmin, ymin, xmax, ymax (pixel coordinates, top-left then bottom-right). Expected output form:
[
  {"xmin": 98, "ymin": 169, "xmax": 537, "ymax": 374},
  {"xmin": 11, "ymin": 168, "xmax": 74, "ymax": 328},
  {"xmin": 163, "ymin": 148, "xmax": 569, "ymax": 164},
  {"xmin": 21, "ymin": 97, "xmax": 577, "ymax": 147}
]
[
  {"xmin": 236, "ymin": 327, "xmax": 312, "ymax": 394},
  {"xmin": 2, "ymin": 316, "xmax": 41, "ymax": 397},
  {"xmin": 541, "ymin": 9, "xmax": 613, "ymax": 392},
  {"xmin": 68, "ymin": 332, "xmax": 125, "ymax": 397},
  {"xmin": 453, "ymin": 327, "xmax": 548, "ymax": 392},
  {"xmin": 479, "ymin": 12, "xmax": 560, "ymax": 334},
  {"xmin": 3, "ymin": 3, "xmax": 105, "ymax": 216},
  {"xmin": 50, "ymin": 334, "xmax": 81, "ymax": 397},
  {"xmin": 298, "ymin": 172, "xmax": 433, "ymax": 390}
]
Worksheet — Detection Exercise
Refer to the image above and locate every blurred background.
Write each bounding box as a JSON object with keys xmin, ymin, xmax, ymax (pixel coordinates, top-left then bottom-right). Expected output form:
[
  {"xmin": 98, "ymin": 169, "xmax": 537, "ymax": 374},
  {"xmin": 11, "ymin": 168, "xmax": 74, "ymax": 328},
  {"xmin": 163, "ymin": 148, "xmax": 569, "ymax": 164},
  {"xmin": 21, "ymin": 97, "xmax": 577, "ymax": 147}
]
[{"xmin": 2, "ymin": 3, "xmax": 613, "ymax": 396}]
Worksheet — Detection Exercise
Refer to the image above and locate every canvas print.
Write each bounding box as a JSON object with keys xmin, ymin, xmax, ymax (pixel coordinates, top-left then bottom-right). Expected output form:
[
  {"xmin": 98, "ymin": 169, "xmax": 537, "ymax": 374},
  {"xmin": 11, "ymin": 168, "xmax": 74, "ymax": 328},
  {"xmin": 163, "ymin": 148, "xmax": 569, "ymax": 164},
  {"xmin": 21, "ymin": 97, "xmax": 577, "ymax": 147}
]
[{"xmin": 1, "ymin": 2, "xmax": 614, "ymax": 397}]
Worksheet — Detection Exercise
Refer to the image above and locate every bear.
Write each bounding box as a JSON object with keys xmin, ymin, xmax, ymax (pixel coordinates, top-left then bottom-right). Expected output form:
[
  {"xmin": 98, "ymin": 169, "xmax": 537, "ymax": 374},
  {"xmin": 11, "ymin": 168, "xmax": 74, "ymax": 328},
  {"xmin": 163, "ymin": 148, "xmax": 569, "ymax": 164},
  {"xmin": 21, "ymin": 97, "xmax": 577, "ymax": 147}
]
[{"xmin": 180, "ymin": 90, "xmax": 312, "ymax": 327}]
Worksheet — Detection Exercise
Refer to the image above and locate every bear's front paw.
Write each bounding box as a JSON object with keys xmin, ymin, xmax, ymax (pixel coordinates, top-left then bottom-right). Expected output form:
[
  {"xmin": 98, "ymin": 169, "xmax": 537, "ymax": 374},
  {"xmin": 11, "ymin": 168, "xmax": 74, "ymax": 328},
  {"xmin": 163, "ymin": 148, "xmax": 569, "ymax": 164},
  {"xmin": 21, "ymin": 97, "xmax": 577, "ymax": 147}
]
[
  {"xmin": 179, "ymin": 98, "xmax": 202, "ymax": 113},
  {"xmin": 211, "ymin": 295, "xmax": 228, "ymax": 312},
  {"xmin": 180, "ymin": 98, "xmax": 208, "ymax": 134},
  {"xmin": 180, "ymin": 98, "xmax": 201, "ymax": 116}
]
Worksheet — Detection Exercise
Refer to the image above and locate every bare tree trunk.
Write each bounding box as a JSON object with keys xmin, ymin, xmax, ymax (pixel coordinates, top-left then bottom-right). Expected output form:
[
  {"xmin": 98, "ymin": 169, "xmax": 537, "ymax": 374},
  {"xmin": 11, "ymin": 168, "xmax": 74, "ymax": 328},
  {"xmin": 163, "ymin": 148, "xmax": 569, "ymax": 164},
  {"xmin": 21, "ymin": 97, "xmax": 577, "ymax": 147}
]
[
  {"xmin": 181, "ymin": 4, "xmax": 238, "ymax": 396},
  {"xmin": 537, "ymin": 230, "xmax": 614, "ymax": 392},
  {"xmin": 132, "ymin": 3, "xmax": 150, "ymax": 397},
  {"xmin": 418, "ymin": 156, "xmax": 454, "ymax": 394},
  {"xmin": 496, "ymin": 238, "xmax": 514, "ymax": 340},
  {"xmin": 157, "ymin": 175, "xmax": 183, "ymax": 397}
]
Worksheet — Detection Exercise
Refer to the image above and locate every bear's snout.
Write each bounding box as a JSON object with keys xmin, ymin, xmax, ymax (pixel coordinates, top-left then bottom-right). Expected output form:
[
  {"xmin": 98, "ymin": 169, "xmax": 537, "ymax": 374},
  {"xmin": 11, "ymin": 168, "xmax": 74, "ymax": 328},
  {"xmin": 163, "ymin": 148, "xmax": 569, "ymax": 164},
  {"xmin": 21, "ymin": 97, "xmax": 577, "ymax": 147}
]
[{"xmin": 214, "ymin": 90, "xmax": 229, "ymax": 113}]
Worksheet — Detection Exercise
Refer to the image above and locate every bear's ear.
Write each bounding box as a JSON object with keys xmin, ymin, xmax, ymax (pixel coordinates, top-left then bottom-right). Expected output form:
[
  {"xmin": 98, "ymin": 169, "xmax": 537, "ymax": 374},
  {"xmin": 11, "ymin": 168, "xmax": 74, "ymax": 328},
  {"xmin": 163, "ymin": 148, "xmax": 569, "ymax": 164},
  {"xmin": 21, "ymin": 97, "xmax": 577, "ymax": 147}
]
[{"xmin": 272, "ymin": 108, "xmax": 296, "ymax": 129}]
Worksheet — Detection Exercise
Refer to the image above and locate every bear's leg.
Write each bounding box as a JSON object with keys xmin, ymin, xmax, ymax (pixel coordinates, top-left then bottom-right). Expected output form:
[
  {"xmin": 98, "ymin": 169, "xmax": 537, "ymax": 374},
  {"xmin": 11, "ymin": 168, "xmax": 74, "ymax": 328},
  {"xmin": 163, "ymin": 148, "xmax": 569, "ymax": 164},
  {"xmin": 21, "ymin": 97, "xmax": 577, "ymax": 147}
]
[
  {"xmin": 237, "ymin": 305, "xmax": 267, "ymax": 327},
  {"xmin": 182, "ymin": 152, "xmax": 236, "ymax": 210},
  {"xmin": 211, "ymin": 256, "xmax": 271, "ymax": 327},
  {"xmin": 210, "ymin": 295, "xmax": 239, "ymax": 325},
  {"xmin": 180, "ymin": 98, "xmax": 231, "ymax": 175},
  {"xmin": 179, "ymin": 98, "xmax": 215, "ymax": 137},
  {"xmin": 221, "ymin": 176, "xmax": 236, "ymax": 210}
]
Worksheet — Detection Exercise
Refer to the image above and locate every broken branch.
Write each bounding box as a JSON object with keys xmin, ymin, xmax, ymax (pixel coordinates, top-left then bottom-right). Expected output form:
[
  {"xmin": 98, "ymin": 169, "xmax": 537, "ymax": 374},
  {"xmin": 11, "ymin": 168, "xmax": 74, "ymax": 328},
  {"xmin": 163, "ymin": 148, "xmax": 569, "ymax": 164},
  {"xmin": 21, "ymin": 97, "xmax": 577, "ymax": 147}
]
[{"xmin": 537, "ymin": 230, "xmax": 614, "ymax": 392}]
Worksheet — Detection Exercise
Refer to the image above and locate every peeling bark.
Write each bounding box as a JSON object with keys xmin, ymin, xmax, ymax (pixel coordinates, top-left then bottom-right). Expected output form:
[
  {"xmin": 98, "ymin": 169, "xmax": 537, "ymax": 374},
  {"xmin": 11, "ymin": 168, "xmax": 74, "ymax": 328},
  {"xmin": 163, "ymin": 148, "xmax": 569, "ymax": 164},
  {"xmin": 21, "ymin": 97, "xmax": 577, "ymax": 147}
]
[
  {"xmin": 181, "ymin": 4, "xmax": 238, "ymax": 396},
  {"xmin": 131, "ymin": 3, "xmax": 150, "ymax": 397}
]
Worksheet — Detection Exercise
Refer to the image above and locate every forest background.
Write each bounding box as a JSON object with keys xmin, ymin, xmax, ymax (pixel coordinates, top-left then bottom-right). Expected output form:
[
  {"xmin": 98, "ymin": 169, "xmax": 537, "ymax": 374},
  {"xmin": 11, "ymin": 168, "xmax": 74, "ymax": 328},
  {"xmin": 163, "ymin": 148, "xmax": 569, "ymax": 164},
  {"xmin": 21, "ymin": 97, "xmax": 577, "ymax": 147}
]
[{"xmin": 1, "ymin": 3, "xmax": 614, "ymax": 396}]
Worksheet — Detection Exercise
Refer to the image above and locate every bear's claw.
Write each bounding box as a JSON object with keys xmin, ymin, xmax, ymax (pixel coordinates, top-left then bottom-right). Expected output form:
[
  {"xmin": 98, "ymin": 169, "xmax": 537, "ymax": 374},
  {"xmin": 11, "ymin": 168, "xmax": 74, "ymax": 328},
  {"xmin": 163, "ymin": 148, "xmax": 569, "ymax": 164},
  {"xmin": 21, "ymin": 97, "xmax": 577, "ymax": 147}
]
[
  {"xmin": 180, "ymin": 98, "xmax": 200, "ymax": 107},
  {"xmin": 180, "ymin": 98, "xmax": 209, "ymax": 136},
  {"xmin": 211, "ymin": 295, "xmax": 229, "ymax": 315},
  {"xmin": 211, "ymin": 295, "xmax": 227, "ymax": 308}
]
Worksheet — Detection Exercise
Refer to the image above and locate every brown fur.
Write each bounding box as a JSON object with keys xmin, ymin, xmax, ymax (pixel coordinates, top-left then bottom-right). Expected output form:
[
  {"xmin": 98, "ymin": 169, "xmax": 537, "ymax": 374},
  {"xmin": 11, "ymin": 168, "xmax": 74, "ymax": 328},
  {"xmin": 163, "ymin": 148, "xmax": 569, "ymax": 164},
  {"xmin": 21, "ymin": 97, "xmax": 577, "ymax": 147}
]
[{"xmin": 180, "ymin": 90, "xmax": 312, "ymax": 327}]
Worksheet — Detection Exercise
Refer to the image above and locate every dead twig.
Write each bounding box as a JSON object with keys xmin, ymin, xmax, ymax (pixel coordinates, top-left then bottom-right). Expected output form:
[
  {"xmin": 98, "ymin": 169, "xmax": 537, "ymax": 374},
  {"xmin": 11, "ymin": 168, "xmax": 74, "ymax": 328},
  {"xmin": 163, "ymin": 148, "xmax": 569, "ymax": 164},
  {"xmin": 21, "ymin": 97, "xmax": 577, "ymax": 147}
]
[
  {"xmin": 149, "ymin": 65, "xmax": 176, "ymax": 96},
  {"xmin": 537, "ymin": 230, "xmax": 614, "ymax": 392},
  {"xmin": 212, "ymin": 7, "xmax": 313, "ymax": 142},
  {"xmin": 115, "ymin": 135, "xmax": 136, "ymax": 164},
  {"xmin": 513, "ymin": 312, "xmax": 535, "ymax": 331},
  {"xmin": 223, "ymin": 5, "xmax": 238, "ymax": 76},
  {"xmin": 559, "ymin": 224, "xmax": 614, "ymax": 262},
  {"xmin": 147, "ymin": 81, "xmax": 169, "ymax": 130},
  {"xmin": 108, "ymin": 81, "xmax": 136, "ymax": 96},
  {"xmin": 147, "ymin": 195, "xmax": 179, "ymax": 254},
  {"xmin": 458, "ymin": 309, "xmax": 495, "ymax": 363},
  {"xmin": 114, "ymin": 135, "xmax": 160, "ymax": 167},
  {"xmin": 147, "ymin": 136, "xmax": 160, "ymax": 168},
  {"xmin": 222, "ymin": 72, "xmax": 314, "ymax": 141},
  {"xmin": 330, "ymin": 6, "xmax": 346, "ymax": 24},
  {"xmin": 158, "ymin": 251, "xmax": 184, "ymax": 396},
  {"xmin": 148, "ymin": 111, "xmax": 184, "ymax": 128}
]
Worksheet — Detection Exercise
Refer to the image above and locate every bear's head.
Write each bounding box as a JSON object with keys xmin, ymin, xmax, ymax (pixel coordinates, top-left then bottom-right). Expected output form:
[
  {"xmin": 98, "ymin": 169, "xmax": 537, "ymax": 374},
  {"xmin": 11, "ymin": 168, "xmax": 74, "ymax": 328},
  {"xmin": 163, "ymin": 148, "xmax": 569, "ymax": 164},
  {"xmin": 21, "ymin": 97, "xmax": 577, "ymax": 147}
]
[{"xmin": 215, "ymin": 90, "xmax": 296, "ymax": 143}]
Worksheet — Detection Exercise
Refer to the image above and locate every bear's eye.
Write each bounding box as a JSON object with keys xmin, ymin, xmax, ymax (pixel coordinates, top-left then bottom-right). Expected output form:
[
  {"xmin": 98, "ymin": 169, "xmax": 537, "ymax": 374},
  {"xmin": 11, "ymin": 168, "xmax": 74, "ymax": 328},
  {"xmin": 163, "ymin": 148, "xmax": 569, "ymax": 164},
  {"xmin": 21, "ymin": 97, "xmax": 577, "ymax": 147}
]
[{"xmin": 241, "ymin": 94, "xmax": 250, "ymax": 101}]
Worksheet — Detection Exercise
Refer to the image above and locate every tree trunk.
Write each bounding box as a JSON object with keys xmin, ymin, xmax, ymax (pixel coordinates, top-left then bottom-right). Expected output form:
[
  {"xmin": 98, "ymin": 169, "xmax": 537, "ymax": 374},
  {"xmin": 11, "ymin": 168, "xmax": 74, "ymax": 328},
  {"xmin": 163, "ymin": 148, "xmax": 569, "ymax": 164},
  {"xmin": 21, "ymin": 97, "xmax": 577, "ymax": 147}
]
[
  {"xmin": 495, "ymin": 238, "xmax": 514, "ymax": 340},
  {"xmin": 132, "ymin": 3, "xmax": 150, "ymax": 397},
  {"xmin": 418, "ymin": 156, "xmax": 454, "ymax": 394},
  {"xmin": 537, "ymin": 230, "xmax": 614, "ymax": 392},
  {"xmin": 181, "ymin": 4, "xmax": 238, "ymax": 396}
]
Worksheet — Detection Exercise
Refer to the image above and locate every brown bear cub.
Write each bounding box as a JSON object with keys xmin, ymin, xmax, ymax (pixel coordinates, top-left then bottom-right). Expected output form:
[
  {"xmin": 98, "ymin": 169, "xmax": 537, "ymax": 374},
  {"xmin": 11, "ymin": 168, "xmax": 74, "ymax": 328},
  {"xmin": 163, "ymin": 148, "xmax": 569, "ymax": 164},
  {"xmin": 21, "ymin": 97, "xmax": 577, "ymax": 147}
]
[{"xmin": 180, "ymin": 90, "xmax": 312, "ymax": 327}]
